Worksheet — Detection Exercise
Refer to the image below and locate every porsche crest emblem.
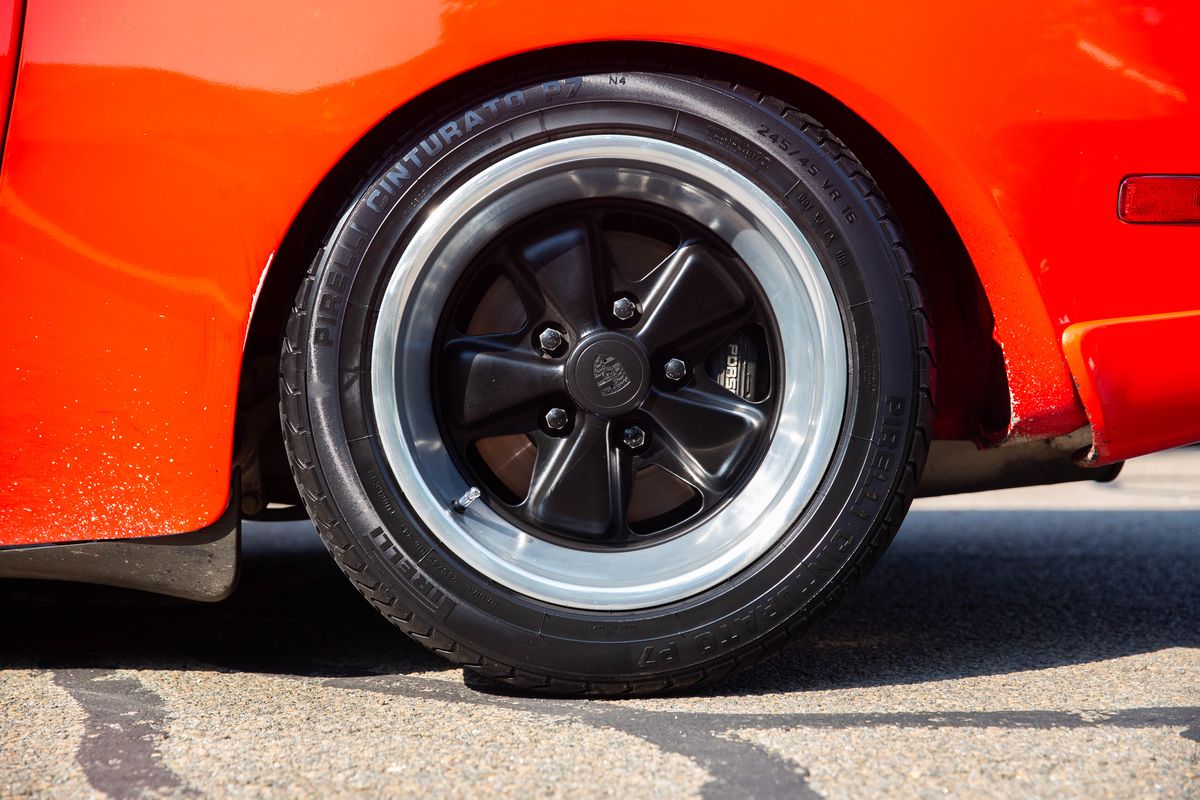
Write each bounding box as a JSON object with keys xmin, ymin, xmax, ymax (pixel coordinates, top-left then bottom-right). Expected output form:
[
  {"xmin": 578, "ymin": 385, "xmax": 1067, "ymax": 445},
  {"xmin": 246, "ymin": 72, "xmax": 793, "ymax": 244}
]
[{"xmin": 592, "ymin": 354, "xmax": 631, "ymax": 397}]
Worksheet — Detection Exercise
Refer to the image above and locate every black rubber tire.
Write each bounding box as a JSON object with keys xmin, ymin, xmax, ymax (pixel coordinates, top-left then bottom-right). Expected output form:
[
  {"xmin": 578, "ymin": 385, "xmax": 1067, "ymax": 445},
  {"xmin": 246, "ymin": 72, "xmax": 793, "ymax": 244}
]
[{"xmin": 280, "ymin": 68, "xmax": 933, "ymax": 696}]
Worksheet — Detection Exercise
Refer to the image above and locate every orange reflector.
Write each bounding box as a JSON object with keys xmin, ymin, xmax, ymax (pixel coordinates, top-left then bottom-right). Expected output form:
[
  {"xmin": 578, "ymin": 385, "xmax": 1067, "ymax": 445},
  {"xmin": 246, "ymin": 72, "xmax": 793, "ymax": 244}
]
[{"xmin": 1118, "ymin": 175, "xmax": 1200, "ymax": 224}]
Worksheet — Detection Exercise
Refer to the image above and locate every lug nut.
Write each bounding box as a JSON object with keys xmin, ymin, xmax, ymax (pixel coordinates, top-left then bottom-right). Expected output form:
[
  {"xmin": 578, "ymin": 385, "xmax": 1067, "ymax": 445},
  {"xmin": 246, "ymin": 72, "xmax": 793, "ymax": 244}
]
[
  {"xmin": 663, "ymin": 357, "xmax": 687, "ymax": 382},
  {"xmin": 537, "ymin": 326, "xmax": 566, "ymax": 355},
  {"xmin": 621, "ymin": 425, "xmax": 647, "ymax": 450},
  {"xmin": 611, "ymin": 296, "xmax": 638, "ymax": 322},
  {"xmin": 544, "ymin": 407, "xmax": 570, "ymax": 432}
]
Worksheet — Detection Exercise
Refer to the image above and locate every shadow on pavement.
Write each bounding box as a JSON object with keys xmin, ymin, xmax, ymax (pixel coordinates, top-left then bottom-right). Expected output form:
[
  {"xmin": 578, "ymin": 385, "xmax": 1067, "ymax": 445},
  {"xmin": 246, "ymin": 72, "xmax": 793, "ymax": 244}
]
[{"xmin": 2, "ymin": 508, "xmax": 1196, "ymax": 693}]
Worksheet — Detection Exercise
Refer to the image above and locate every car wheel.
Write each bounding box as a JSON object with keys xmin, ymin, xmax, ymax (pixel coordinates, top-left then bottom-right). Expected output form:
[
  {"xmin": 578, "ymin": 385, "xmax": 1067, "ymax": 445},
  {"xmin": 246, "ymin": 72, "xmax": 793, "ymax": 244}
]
[{"xmin": 281, "ymin": 69, "xmax": 932, "ymax": 695}]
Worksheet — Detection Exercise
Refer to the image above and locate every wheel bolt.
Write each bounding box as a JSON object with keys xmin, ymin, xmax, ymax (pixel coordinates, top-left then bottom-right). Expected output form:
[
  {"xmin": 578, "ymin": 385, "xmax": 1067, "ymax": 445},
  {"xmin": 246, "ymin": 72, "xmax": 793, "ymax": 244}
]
[
  {"xmin": 621, "ymin": 425, "xmax": 647, "ymax": 450},
  {"xmin": 544, "ymin": 407, "xmax": 570, "ymax": 432},
  {"xmin": 537, "ymin": 326, "xmax": 566, "ymax": 355},
  {"xmin": 611, "ymin": 296, "xmax": 638, "ymax": 322},
  {"xmin": 663, "ymin": 357, "xmax": 687, "ymax": 382}
]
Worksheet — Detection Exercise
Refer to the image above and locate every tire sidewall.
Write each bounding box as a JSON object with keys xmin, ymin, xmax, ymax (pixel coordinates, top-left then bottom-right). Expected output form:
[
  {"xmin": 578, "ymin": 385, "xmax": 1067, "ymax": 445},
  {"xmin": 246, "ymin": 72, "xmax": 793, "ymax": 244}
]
[{"xmin": 300, "ymin": 72, "xmax": 919, "ymax": 680}]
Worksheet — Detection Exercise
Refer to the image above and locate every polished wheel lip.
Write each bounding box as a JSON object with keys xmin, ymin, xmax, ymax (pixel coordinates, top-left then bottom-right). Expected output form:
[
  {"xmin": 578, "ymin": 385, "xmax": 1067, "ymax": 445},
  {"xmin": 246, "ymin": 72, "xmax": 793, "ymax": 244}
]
[{"xmin": 371, "ymin": 134, "xmax": 847, "ymax": 611}]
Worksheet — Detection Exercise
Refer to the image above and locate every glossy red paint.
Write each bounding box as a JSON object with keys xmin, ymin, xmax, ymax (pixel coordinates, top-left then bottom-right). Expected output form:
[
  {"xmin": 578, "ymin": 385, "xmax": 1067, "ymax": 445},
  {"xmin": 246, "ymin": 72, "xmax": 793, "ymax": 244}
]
[
  {"xmin": 0, "ymin": 0, "xmax": 18, "ymax": 148},
  {"xmin": 1063, "ymin": 312, "xmax": 1200, "ymax": 463},
  {"xmin": 1, "ymin": 1, "xmax": 1198, "ymax": 544}
]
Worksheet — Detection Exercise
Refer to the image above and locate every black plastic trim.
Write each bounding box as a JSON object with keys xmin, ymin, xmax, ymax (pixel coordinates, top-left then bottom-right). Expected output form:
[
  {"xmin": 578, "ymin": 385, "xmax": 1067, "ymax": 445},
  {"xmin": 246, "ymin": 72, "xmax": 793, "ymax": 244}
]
[{"xmin": 0, "ymin": 481, "xmax": 240, "ymax": 602}]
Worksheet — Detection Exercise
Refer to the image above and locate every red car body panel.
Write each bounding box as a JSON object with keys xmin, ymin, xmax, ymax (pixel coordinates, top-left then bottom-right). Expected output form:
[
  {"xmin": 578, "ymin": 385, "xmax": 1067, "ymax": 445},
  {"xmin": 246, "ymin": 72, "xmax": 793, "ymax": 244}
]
[
  {"xmin": 0, "ymin": 1, "xmax": 17, "ymax": 150},
  {"xmin": 1, "ymin": 1, "xmax": 1198, "ymax": 545},
  {"xmin": 1063, "ymin": 311, "xmax": 1200, "ymax": 463}
]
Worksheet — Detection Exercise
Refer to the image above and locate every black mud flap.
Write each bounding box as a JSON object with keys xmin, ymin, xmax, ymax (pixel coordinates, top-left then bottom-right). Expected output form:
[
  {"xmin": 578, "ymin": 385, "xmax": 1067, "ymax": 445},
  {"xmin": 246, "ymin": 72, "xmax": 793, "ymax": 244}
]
[{"xmin": 0, "ymin": 483, "xmax": 240, "ymax": 601}]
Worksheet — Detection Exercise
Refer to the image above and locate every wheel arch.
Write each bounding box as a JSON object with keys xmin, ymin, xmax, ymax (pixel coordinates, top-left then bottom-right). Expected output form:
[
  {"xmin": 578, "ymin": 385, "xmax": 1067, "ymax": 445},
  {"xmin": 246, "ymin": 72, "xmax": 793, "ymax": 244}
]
[{"xmin": 238, "ymin": 41, "xmax": 1028, "ymax": 511}]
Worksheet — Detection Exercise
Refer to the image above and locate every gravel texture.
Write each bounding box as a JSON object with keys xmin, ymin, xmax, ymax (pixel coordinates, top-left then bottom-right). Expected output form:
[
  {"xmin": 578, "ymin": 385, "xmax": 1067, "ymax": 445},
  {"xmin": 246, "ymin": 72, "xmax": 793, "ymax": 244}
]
[{"xmin": 1, "ymin": 450, "xmax": 1197, "ymax": 799}]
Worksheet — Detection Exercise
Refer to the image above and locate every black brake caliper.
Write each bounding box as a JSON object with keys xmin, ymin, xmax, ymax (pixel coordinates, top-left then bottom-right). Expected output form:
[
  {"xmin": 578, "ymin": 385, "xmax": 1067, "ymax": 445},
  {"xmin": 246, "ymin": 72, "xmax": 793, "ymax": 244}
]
[{"xmin": 706, "ymin": 329, "xmax": 767, "ymax": 401}]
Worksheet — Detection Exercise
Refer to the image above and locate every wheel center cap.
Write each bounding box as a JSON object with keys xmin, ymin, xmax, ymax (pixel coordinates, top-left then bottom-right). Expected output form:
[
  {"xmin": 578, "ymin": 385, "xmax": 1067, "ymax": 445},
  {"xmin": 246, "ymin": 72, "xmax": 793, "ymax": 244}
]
[{"xmin": 566, "ymin": 334, "xmax": 650, "ymax": 416}]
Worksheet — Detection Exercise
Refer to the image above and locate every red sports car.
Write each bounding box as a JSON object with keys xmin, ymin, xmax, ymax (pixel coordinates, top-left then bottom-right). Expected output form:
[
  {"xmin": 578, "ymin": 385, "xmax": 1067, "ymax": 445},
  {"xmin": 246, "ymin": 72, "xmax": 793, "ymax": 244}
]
[{"xmin": 1, "ymin": 0, "xmax": 1197, "ymax": 693}]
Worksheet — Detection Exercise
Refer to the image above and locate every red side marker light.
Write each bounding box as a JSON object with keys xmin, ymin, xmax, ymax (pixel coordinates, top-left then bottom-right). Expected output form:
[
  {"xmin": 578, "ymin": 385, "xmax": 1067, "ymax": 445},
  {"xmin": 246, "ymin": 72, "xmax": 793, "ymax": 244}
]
[{"xmin": 1118, "ymin": 175, "xmax": 1200, "ymax": 224}]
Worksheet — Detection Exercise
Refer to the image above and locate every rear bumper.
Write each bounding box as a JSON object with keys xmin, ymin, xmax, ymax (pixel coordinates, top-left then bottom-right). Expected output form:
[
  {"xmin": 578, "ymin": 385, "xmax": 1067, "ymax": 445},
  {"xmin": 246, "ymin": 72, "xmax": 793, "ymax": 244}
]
[{"xmin": 1063, "ymin": 311, "xmax": 1200, "ymax": 464}]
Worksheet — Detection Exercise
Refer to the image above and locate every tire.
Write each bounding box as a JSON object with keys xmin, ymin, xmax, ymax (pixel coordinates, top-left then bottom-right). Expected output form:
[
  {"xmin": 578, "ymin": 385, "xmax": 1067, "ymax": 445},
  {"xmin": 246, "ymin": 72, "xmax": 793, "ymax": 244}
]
[{"xmin": 280, "ymin": 68, "xmax": 933, "ymax": 695}]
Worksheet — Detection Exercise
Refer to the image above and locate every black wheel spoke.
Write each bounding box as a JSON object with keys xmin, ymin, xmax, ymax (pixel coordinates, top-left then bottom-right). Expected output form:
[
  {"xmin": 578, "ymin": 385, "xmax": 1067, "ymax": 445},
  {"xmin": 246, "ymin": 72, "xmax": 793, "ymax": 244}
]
[
  {"xmin": 643, "ymin": 376, "xmax": 769, "ymax": 502},
  {"xmin": 522, "ymin": 419, "xmax": 632, "ymax": 539},
  {"xmin": 435, "ymin": 200, "xmax": 781, "ymax": 549},
  {"xmin": 674, "ymin": 307, "xmax": 760, "ymax": 367},
  {"xmin": 634, "ymin": 242, "xmax": 754, "ymax": 355},
  {"xmin": 442, "ymin": 332, "xmax": 564, "ymax": 438},
  {"xmin": 513, "ymin": 217, "xmax": 608, "ymax": 333},
  {"xmin": 500, "ymin": 259, "xmax": 549, "ymax": 323}
]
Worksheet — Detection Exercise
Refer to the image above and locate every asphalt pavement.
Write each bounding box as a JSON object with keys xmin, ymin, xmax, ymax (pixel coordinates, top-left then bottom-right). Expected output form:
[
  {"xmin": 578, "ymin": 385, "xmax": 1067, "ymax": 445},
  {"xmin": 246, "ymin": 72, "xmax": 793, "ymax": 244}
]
[{"xmin": 2, "ymin": 450, "xmax": 1197, "ymax": 799}]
